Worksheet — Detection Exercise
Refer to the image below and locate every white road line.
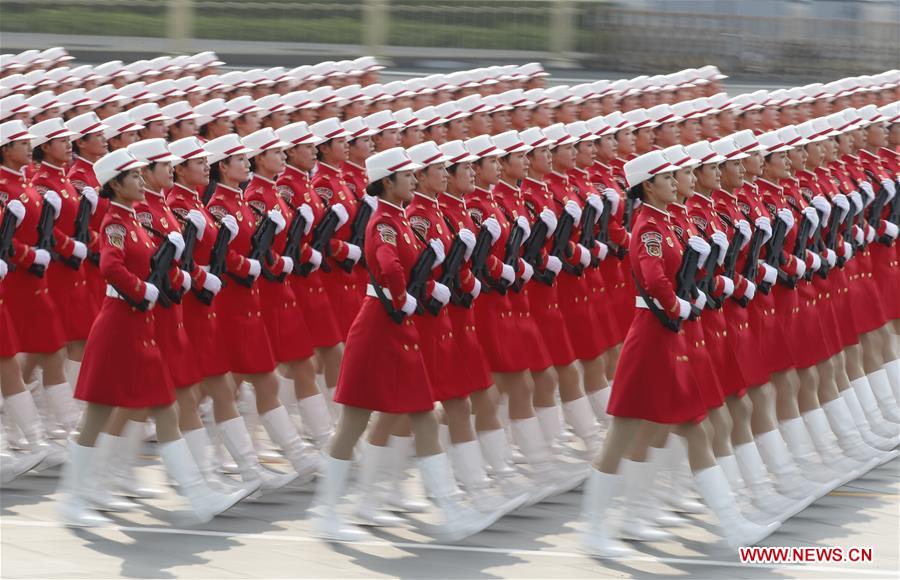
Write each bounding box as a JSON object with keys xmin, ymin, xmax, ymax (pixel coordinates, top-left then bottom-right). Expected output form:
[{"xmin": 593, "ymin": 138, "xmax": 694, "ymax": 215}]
[{"xmin": 1, "ymin": 518, "xmax": 890, "ymax": 576}]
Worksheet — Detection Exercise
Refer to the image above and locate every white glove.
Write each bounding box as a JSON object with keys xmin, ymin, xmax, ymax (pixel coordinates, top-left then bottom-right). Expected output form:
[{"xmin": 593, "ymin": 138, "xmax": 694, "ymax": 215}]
[
  {"xmin": 586, "ymin": 194, "xmax": 603, "ymax": 214},
  {"xmin": 515, "ymin": 215, "xmax": 531, "ymax": 240},
  {"xmin": 362, "ymin": 194, "xmax": 379, "ymax": 211},
  {"xmin": 458, "ymin": 228, "xmax": 476, "ymax": 261},
  {"xmin": 0, "ymin": 259, "xmax": 6, "ymax": 279},
  {"xmin": 777, "ymin": 208, "xmax": 795, "ymax": 231},
  {"xmin": 167, "ymin": 231, "xmax": 185, "ymax": 261},
  {"xmin": 33, "ymin": 248, "xmax": 51, "ymax": 267},
  {"xmin": 180, "ymin": 270, "xmax": 191, "ymax": 292},
  {"xmin": 849, "ymin": 191, "xmax": 864, "ymax": 214},
  {"xmin": 330, "ymin": 203, "xmax": 349, "ymax": 229},
  {"xmin": 546, "ymin": 255, "xmax": 563, "ymax": 274},
  {"xmin": 801, "ymin": 206, "xmax": 819, "ymax": 233},
  {"xmin": 884, "ymin": 221, "xmax": 899, "ymax": 240},
  {"xmin": 577, "ymin": 243, "xmax": 591, "ymax": 268},
  {"xmin": 760, "ymin": 261, "xmax": 777, "ymax": 285},
  {"xmin": 888, "ymin": 179, "xmax": 898, "ymax": 201},
  {"xmin": 520, "ymin": 260, "xmax": 534, "ymax": 283},
  {"xmin": 430, "ymin": 281, "xmax": 450, "ymax": 306},
  {"xmin": 688, "ymin": 235, "xmax": 711, "ymax": 264},
  {"xmin": 186, "ymin": 209, "xmax": 206, "ymax": 240},
  {"xmin": 807, "ymin": 250, "xmax": 821, "ymax": 272},
  {"xmin": 719, "ymin": 275, "xmax": 735, "ymax": 298},
  {"xmin": 307, "ymin": 248, "xmax": 322, "ymax": 272},
  {"xmin": 267, "ymin": 209, "xmax": 286, "ymax": 235},
  {"xmin": 470, "ymin": 277, "xmax": 482, "ymax": 300},
  {"xmin": 72, "ymin": 241, "xmax": 87, "ymax": 260},
  {"xmin": 400, "ymin": 292, "xmax": 418, "ymax": 316},
  {"xmin": 676, "ymin": 296, "xmax": 692, "ymax": 320},
  {"xmin": 833, "ymin": 194, "xmax": 850, "ymax": 220},
  {"xmin": 345, "ymin": 242, "xmax": 361, "ymax": 263},
  {"xmin": 6, "ymin": 199, "xmax": 25, "ymax": 225},
  {"xmin": 866, "ymin": 224, "xmax": 875, "ymax": 243},
  {"xmin": 483, "ymin": 217, "xmax": 501, "ymax": 245},
  {"xmin": 693, "ymin": 290, "xmax": 707, "ymax": 310},
  {"xmin": 595, "ymin": 241, "xmax": 609, "ymax": 261},
  {"xmin": 143, "ymin": 282, "xmax": 160, "ymax": 305},
  {"xmin": 221, "ymin": 214, "xmax": 239, "ymax": 242},
  {"xmin": 754, "ymin": 216, "xmax": 773, "ymax": 244},
  {"xmin": 743, "ymin": 280, "xmax": 757, "ymax": 301},
  {"xmin": 564, "ymin": 200, "xmax": 582, "ymax": 223},
  {"xmin": 710, "ymin": 230, "xmax": 728, "ymax": 265},
  {"xmin": 860, "ymin": 181, "xmax": 875, "ymax": 201},
  {"xmin": 43, "ymin": 190, "xmax": 62, "ymax": 219},
  {"xmin": 247, "ymin": 259, "xmax": 261, "ymax": 278},
  {"xmin": 428, "ymin": 239, "xmax": 445, "ymax": 269},
  {"xmin": 602, "ymin": 188, "xmax": 620, "ymax": 214},
  {"xmin": 735, "ymin": 220, "xmax": 752, "ymax": 248},
  {"xmin": 810, "ymin": 195, "xmax": 831, "ymax": 222},
  {"xmin": 824, "ymin": 248, "xmax": 837, "ymax": 268},
  {"xmin": 280, "ymin": 255, "xmax": 294, "ymax": 275},
  {"xmin": 842, "ymin": 240, "xmax": 854, "ymax": 260},
  {"xmin": 539, "ymin": 208, "xmax": 558, "ymax": 236},
  {"xmin": 201, "ymin": 270, "xmax": 222, "ymax": 295},
  {"xmin": 81, "ymin": 186, "xmax": 98, "ymax": 214},
  {"xmin": 298, "ymin": 204, "xmax": 314, "ymax": 235},
  {"xmin": 500, "ymin": 263, "xmax": 515, "ymax": 285}
]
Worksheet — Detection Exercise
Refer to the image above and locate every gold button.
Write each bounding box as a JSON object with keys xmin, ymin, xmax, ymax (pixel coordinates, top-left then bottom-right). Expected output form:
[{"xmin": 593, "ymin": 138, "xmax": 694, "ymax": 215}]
[{"xmin": 403, "ymin": 344, "xmax": 409, "ymax": 351}]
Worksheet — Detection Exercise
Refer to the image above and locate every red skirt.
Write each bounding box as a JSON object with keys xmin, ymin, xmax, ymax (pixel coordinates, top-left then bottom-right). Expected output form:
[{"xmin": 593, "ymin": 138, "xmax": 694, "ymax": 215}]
[
  {"xmin": 750, "ymin": 289, "xmax": 795, "ymax": 375},
  {"xmin": 684, "ymin": 319, "xmax": 725, "ymax": 409},
  {"xmin": 525, "ymin": 282, "xmax": 577, "ymax": 367},
  {"xmin": 557, "ymin": 273, "xmax": 605, "ymax": 361},
  {"xmin": 509, "ymin": 289, "xmax": 552, "ymax": 371},
  {"xmin": 75, "ymin": 298, "xmax": 174, "ymax": 408},
  {"xmin": 3, "ymin": 269, "xmax": 67, "ymax": 354},
  {"xmin": 446, "ymin": 304, "xmax": 492, "ymax": 394},
  {"xmin": 612, "ymin": 256, "xmax": 636, "ymax": 336},
  {"xmin": 608, "ymin": 308, "xmax": 707, "ymax": 424},
  {"xmin": 83, "ymin": 261, "xmax": 106, "ymax": 311},
  {"xmin": 0, "ymin": 293, "xmax": 19, "ymax": 357},
  {"xmin": 215, "ymin": 284, "xmax": 277, "ymax": 375},
  {"xmin": 290, "ymin": 272, "xmax": 343, "ymax": 348},
  {"xmin": 154, "ymin": 302, "xmax": 202, "ymax": 389},
  {"xmin": 724, "ymin": 301, "xmax": 769, "ymax": 388},
  {"xmin": 584, "ymin": 267, "xmax": 620, "ymax": 352},
  {"xmin": 259, "ymin": 278, "xmax": 315, "ymax": 363},
  {"xmin": 872, "ymin": 242, "xmax": 899, "ymax": 320},
  {"xmin": 417, "ymin": 309, "xmax": 469, "ymax": 402},
  {"xmin": 828, "ymin": 268, "xmax": 860, "ymax": 348},
  {"xmin": 848, "ymin": 252, "xmax": 886, "ymax": 334},
  {"xmin": 47, "ymin": 262, "xmax": 96, "ymax": 342},
  {"xmin": 319, "ymin": 266, "xmax": 363, "ymax": 339},
  {"xmin": 474, "ymin": 290, "xmax": 530, "ymax": 373},
  {"xmin": 596, "ymin": 258, "xmax": 629, "ymax": 344},
  {"xmin": 335, "ymin": 297, "xmax": 434, "ymax": 413},
  {"xmin": 701, "ymin": 309, "xmax": 748, "ymax": 398},
  {"xmin": 181, "ymin": 293, "xmax": 231, "ymax": 379}
]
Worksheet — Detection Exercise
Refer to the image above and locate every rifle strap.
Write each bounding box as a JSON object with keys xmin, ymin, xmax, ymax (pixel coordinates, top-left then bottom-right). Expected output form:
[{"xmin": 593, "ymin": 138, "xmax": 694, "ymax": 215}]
[
  {"xmin": 632, "ymin": 273, "xmax": 678, "ymax": 332},
  {"xmin": 368, "ymin": 269, "xmax": 401, "ymax": 323}
]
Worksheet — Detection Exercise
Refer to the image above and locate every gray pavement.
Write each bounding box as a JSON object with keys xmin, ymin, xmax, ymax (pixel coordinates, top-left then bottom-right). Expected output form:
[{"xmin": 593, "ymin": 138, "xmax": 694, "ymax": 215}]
[{"xmin": 2, "ymin": 453, "xmax": 897, "ymax": 579}]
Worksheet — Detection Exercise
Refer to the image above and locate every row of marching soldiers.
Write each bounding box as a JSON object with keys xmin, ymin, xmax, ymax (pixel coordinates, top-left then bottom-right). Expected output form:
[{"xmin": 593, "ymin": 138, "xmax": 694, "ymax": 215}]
[{"xmin": 0, "ymin": 51, "xmax": 897, "ymax": 552}]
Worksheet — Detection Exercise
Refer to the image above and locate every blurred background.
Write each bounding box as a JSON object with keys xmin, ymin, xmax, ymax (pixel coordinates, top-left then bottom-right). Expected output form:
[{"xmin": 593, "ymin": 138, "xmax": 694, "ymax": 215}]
[{"xmin": 1, "ymin": 0, "xmax": 898, "ymax": 81}]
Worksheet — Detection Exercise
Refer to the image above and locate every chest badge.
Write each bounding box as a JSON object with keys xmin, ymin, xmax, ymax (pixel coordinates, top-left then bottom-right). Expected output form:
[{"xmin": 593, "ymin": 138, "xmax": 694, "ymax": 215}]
[{"xmin": 666, "ymin": 237, "xmax": 674, "ymax": 247}]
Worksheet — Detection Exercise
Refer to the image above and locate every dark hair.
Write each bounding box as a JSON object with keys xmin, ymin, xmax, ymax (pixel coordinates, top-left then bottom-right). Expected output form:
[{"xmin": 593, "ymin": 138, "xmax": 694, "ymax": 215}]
[
  {"xmin": 315, "ymin": 139, "xmax": 334, "ymax": 161},
  {"xmin": 249, "ymin": 155, "xmax": 259, "ymax": 173},
  {"xmin": 365, "ymin": 173, "xmax": 396, "ymax": 197},
  {"xmin": 446, "ymin": 163, "xmax": 460, "ymax": 175},
  {"xmin": 628, "ymin": 182, "xmax": 645, "ymax": 202},
  {"xmin": 99, "ymin": 172, "xmax": 128, "ymax": 199},
  {"xmin": 32, "ymin": 146, "xmax": 45, "ymax": 163}
]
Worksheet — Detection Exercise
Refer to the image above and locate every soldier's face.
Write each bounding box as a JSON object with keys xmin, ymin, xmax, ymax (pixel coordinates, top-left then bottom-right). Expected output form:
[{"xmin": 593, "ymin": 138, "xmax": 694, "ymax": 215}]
[
  {"xmin": 400, "ymin": 127, "xmax": 423, "ymax": 148},
  {"xmin": 288, "ymin": 143, "xmax": 317, "ymax": 171},
  {"xmin": 674, "ymin": 166, "xmax": 695, "ymax": 197},
  {"xmin": 722, "ymin": 160, "xmax": 744, "ymax": 188},
  {"xmin": 42, "ymin": 137, "xmax": 72, "ymax": 165},
  {"xmin": 475, "ymin": 157, "xmax": 500, "ymax": 185},
  {"xmin": 222, "ymin": 154, "xmax": 248, "ymax": 184},
  {"xmin": 417, "ymin": 163, "xmax": 448, "ymax": 194},
  {"xmin": 552, "ymin": 144, "xmax": 576, "ymax": 172},
  {"xmin": 634, "ymin": 127, "xmax": 654, "ymax": 152},
  {"xmin": 77, "ymin": 132, "xmax": 108, "ymax": 158},
  {"xmin": 373, "ymin": 129, "xmax": 399, "ymax": 152},
  {"xmin": 349, "ymin": 136, "xmax": 373, "ymax": 160},
  {"xmin": 646, "ymin": 172, "xmax": 677, "ymax": 206},
  {"xmin": 450, "ymin": 162, "xmax": 476, "ymax": 194},
  {"xmin": 615, "ymin": 128, "xmax": 635, "ymax": 156},
  {"xmin": 501, "ymin": 151, "xmax": 527, "ymax": 181},
  {"xmin": 528, "ymin": 146, "xmax": 552, "ymax": 175},
  {"xmin": 889, "ymin": 122, "xmax": 900, "ymax": 147},
  {"xmin": 787, "ymin": 147, "xmax": 806, "ymax": 172},
  {"xmin": 574, "ymin": 140, "xmax": 595, "ymax": 167},
  {"xmin": 744, "ymin": 152, "xmax": 764, "ymax": 176},
  {"xmin": 679, "ymin": 119, "xmax": 700, "ymax": 144},
  {"xmin": 866, "ymin": 122, "xmax": 887, "ymax": 148},
  {"xmin": 114, "ymin": 168, "xmax": 145, "ymax": 202},
  {"xmin": 144, "ymin": 161, "xmax": 174, "ymax": 191},
  {"xmin": 695, "ymin": 163, "xmax": 720, "ymax": 190},
  {"xmin": 654, "ymin": 122, "xmax": 680, "ymax": 147},
  {"xmin": 804, "ymin": 142, "xmax": 823, "ymax": 167},
  {"xmin": 391, "ymin": 170, "xmax": 416, "ymax": 202},
  {"xmin": 469, "ymin": 112, "xmax": 492, "ymax": 137},
  {"xmin": 2, "ymin": 140, "xmax": 31, "ymax": 166},
  {"xmin": 766, "ymin": 151, "xmax": 789, "ymax": 178},
  {"xmin": 257, "ymin": 148, "xmax": 286, "ymax": 176}
]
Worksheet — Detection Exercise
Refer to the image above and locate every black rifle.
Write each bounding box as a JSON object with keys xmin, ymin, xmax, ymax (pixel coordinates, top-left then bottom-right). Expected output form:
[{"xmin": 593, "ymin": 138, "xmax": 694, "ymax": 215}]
[
  {"xmin": 758, "ymin": 216, "xmax": 788, "ymax": 295},
  {"xmin": 161, "ymin": 221, "xmax": 199, "ymax": 305},
  {"xmin": 597, "ymin": 198, "xmax": 624, "ymax": 259},
  {"xmin": 719, "ymin": 227, "xmax": 747, "ymax": 305},
  {"xmin": 736, "ymin": 227, "xmax": 766, "ymax": 307},
  {"xmin": 279, "ymin": 209, "xmax": 308, "ymax": 281},
  {"xmin": 115, "ymin": 237, "xmax": 180, "ymax": 311},
  {"xmin": 697, "ymin": 242, "xmax": 722, "ymax": 311},
  {"xmin": 338, "ymin": 200, "xmax": 372, "ymax": 273},
  {"xmin": 635, "ymin": 245, "xmax": 701, "ymax": 333},
  {"xmin": 30, "ymin": 201, "xmax": 56, "ymax": 277},
  {"xmin": 66, "ymin": 195, "xmax": 97, "ymax": 268},
  {"xmin": 578, "ymin": 202, "xmax": 600, "ymax": 269},
  {"xmin": 193, "ymin": 224, "xmax": 231, "ymax": 305},
  {"xmin": 0, "ymin": 210, "xmax": 16, "ymax": 270},
  {"xmin": 880, "ymin": 191, "xmax": 900, "ymax": 246},
  {"xmin": 825, "ymin": 203, "xmax": 845, "ymax": 266},
  {"xmin": 862, "ymin": 184, "xmax": 889, "ymax": 250},
  {"xmin": 843, "ymin": 194, "xmax": 861, "ymax": 254},
  {"xmin": 812, "ymin": 207, "xmax": 834, "ymax": 279},
  {"xmin": 299, "ymin": 210, "xmax": 339, "ymax": 276},
  {"xmin": 497, "ymin": 223, "xmax": 526, "ymax": 295},
  {"xmin": 533, "ymin": 210, "xmax": 576, "ymax": 284},
  {"xmin": 622, "ymin": 196, "xmax": 637, "ymax": 233},
  {"xmin": 228, "ymin": 216, "xmax": 277, "ymax": 287},
  {"xmin": 465, "ymin": 225, "xmax": 494, "ymax": 306},
  {"xmin": 519, "ymin": 218, "xmax": 550, "ymax": 289},
  {"xmin": 783, "ymin": 215, "xmax": 813, "ymax": 287},
  {"xmin": 428, "ymin": 235, "xmax": 467, "ymax": 314},
  {"xmin": 406, "ymin": 244, "xmax": 438, "ymax": 314}
]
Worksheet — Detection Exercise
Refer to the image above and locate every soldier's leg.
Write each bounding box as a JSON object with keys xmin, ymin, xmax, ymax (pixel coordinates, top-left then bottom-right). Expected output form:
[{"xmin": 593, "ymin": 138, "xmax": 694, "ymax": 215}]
[
  {"xmin": 284, "ymin": 357, "xmax": 333, "ymax": 447},
  {"xmin": 329, "ymin": 405, "xmax": 373, "ymax": 460},
  {"xmin": 796, "ymin": 365, "xmax": 821, "ymax": 414}
]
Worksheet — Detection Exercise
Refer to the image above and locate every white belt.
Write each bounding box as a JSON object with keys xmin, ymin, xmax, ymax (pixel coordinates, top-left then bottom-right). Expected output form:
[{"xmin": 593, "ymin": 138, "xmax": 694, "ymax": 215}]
[
  {"xmin": 366, "ymin": 284, "xmax": 392, "ymax": 300},
  {"xmin": 635, "ymin": 296, "xmax": 663, "ymax": 310},
  {"xmin": 105, "ymin": 284, "xmax": 125, "ymax": 301}
]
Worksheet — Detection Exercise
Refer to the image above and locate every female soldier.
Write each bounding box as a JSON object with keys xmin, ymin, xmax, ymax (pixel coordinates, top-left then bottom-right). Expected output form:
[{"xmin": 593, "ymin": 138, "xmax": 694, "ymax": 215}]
[
  {"xmin": 580, "ymin": 150, "xmax": 778, "ymax": 557},
  {"xmin": 58, "ymin": 148, "xmax": 252, "ymax": 527},
  {"xmin": 312, "ymin": 147, "xmax": 503, "ymax": 543}
]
